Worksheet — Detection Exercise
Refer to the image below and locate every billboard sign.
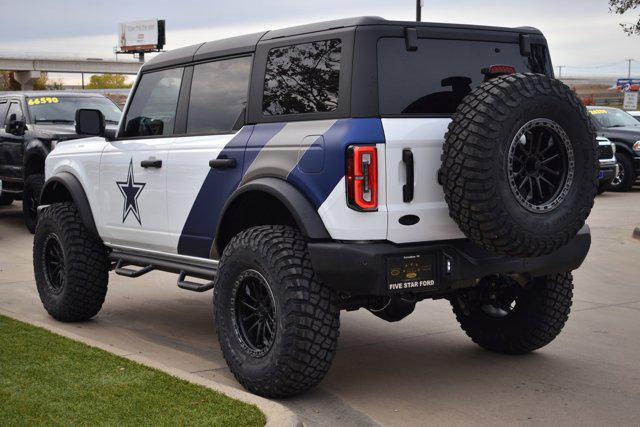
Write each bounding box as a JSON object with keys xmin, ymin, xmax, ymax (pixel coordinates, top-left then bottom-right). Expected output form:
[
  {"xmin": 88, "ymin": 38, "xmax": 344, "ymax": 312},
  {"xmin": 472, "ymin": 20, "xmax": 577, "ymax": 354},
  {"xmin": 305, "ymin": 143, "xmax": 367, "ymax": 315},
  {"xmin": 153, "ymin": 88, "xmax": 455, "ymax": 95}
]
[
  {"xmin": 623, "ymin": 92, "xmax": 638, "ymax": 111},
  {"xmin": 616, "ymin": 79, "xmax": 640, "ymax": 92},
  {"xmin": 118, "ymin": 19, "xmax": 165, "ymax": 52}
]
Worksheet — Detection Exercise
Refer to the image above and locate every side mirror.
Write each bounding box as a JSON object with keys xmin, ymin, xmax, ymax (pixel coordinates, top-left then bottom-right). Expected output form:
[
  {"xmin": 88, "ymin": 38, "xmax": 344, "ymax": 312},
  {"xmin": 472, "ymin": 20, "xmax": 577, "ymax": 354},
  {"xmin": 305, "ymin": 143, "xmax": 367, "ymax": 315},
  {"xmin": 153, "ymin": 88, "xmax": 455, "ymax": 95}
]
[
  {"xmin": 75, "ymin": 109, "xmax": 106, "ymax": 137},
  {"xmin": 5, "ymin": 113, "xmax": 26, "ymax": 136}
]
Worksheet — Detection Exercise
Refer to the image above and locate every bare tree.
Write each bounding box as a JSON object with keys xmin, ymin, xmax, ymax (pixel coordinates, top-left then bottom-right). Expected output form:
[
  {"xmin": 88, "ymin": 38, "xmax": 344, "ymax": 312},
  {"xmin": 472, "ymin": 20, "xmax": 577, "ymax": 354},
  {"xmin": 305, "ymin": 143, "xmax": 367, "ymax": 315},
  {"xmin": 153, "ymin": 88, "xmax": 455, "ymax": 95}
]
[{"xmin": 610, "ymin": 0, "xmax": 640, "ymax": 35}]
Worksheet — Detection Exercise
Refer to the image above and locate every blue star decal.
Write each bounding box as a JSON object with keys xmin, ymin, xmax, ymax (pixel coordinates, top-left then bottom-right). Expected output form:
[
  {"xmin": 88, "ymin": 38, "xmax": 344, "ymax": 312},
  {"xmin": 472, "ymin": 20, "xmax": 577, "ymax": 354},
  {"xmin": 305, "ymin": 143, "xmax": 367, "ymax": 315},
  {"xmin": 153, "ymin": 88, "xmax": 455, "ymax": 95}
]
[{"xmin": 116, "ymin": 159, "xmax": 146, "ymax": 225}]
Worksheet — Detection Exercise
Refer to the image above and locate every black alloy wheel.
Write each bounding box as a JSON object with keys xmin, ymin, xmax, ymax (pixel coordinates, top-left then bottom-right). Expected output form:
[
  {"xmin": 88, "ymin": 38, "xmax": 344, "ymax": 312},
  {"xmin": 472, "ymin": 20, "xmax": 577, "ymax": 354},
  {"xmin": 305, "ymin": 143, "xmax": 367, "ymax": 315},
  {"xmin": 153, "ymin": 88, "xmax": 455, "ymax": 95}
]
[
  {"xmin": 34, "ymin": 203, "xmax": 109, "ymax": 322},
  {"xmin": 611, "ymin": 161, "xmax": 625, "ymax": 187},
  {"xmin": 476, "ymin": 276, "xmax": 522, "ymax": 318},
  {"xmin": 232, "ymin": 269, "xmax": 276, "ymax": 357},
  {"xmin": 214, "ymin": 225, "xmax": 340, "ymax": 397},
  {"xmin": 43, "ymin": 233, "xmax": 65, "ymax": 293},
  {"xmin": 450, "ymin": 272, "xmax": 574, "ymax": 354},
  {"xmin": 507, "ymin": 118, "xmax": 575, "ymax": 213}
]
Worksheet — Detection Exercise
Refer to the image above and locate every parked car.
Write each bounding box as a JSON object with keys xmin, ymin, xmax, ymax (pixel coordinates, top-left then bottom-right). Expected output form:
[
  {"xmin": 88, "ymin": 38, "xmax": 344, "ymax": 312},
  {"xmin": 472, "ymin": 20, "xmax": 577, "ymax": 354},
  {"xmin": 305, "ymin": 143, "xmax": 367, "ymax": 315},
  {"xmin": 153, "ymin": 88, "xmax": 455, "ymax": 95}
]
[
  {"xmin": 587, "ymin": 106, "xmax": 640, "ymax": 191},
  {"xmin": 628, "ymin": 111, "xmax": 640, "ymax": 122},
  {"xmin": 34, "ymin": 17, "xmax": 597, "ymax": 397},
  {"xmin": 0, "ymin": 92, "xmax": 121, "ymax": 231},
  {"xmin": 597, "ymin": 136, "xmax": 618, "ymax": 193}
]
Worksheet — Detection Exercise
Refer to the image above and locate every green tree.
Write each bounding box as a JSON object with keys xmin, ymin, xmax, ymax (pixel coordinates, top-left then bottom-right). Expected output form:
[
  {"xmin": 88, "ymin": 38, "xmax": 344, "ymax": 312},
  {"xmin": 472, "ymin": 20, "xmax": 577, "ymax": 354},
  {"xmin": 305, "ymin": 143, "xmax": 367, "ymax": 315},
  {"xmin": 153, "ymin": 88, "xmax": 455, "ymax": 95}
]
[
  {"xmin": 33, "ymin": 72, "xmax": 49, "ymax": 90},
  {"xmin": 0, "ymin": 71, "xmax": 20, "ymax": 91},
  {"xmin": 610, "ymin": 0, "xmax": 640, "ymax": 35},
  {"xmin": 87, "ymin": 74, "xmax": 132, "ymax": 89},
  {"xmin": 47, "ymin": 79, "xmax": 65, "ymax": 90},
  {"xmin": 0, "ymin": 71, "xmax": 63, "ymax": 90}
]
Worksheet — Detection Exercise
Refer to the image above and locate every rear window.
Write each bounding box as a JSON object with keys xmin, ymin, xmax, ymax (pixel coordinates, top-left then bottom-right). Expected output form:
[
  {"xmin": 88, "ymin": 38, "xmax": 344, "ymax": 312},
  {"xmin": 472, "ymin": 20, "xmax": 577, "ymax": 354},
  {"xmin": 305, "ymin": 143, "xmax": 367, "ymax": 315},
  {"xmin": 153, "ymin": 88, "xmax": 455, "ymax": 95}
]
[
  {"xmin": 263, "ymin": 39, "xmax": 341, "ymax": 116},
  {"xmin": 378, "ymin": 38, "xmax": 551, "ymax": 116}
]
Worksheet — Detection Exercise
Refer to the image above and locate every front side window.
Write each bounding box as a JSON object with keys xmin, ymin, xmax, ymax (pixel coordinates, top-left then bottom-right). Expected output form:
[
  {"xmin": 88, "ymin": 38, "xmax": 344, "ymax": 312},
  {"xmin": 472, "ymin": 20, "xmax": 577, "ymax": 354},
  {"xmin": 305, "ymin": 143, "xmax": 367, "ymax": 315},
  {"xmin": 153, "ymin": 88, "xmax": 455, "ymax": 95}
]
[
  {"xmin": 5, "ymin": 102, "xmax": 24, "ymax": 124},
  {"xmin": 263, "ymin": 39, "xmax": 341, "ymax": 116},
  {"xmin": 27, "ymin": 96, "xmax": 121, "ymax": 125},
  {"xmin": 187, "ymin": 56, "xmax": 252, "ymax": 134},
  {"xmin": 123, "ymin": 67, "xmax": 183, "ymax": 137}
]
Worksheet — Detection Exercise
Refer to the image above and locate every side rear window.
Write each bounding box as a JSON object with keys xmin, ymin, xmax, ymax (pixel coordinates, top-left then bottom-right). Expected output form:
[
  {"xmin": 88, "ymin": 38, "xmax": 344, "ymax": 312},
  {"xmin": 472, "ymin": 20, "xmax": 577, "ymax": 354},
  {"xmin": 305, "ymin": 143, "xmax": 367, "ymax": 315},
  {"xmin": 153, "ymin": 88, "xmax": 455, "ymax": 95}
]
[
  {"xmin": 378, "ymin": 38, "xmax": 551, "ymax": 116},
  {"xmin": 123, "ymin": 67, "xmax": 184, "ymax": 137},
  {"xmin": 187, "ymin": 56, "xmax": 252, "ymax": 134},
  {"xmin": 263, "ymin": 39, "xmax": 341, "ymax": 116}
]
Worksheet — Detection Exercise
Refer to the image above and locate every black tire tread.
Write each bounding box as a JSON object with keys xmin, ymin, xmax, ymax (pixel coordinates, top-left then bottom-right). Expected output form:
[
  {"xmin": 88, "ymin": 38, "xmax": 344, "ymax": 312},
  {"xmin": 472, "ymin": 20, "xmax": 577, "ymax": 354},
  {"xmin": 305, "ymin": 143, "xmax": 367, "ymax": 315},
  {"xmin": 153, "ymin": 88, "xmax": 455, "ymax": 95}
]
[
  {"xmin": 441, "ymin": 73, "xmax": 598, "ymax": 258},
  {"xmin": 451, "ymin": 272, "xmax": 573, "ymax": 354},
  {"xmin": 23, "ymin": 173, "xmax": 44, "ymax": 234},
  {"xmin": 215, "ymin": 225, "xmax": 340, "ymax": 398},
  {"xmin": 0, "ymin": 193, "xmax": 14, "ymax": 206},
  {"xmin": 33, "ymin": 202, "xmax": 109, "ymax": 322}
]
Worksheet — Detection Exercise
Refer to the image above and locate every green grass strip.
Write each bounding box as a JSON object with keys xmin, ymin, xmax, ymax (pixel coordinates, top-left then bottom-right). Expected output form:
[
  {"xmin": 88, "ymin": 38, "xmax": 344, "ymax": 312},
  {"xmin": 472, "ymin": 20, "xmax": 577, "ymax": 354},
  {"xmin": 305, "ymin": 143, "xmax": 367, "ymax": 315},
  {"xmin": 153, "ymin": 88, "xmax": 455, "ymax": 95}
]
[{"xmin": 0, "ymin": 315, "xmax": 265, "ymax": 426}]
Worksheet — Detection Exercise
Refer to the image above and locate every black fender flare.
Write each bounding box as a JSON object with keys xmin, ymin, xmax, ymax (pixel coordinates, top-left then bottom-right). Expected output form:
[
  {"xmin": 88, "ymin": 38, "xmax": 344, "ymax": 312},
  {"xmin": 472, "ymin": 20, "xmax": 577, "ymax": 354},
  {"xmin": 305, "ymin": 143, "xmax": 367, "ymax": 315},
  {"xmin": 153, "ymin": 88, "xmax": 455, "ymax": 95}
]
[
  {"xmin": 40, "ymin": 172, "xmax": 100, "ymax": 238},
  {"xmin": 212, "ymin": 177, "xmax": 330, "ymax": 256}
]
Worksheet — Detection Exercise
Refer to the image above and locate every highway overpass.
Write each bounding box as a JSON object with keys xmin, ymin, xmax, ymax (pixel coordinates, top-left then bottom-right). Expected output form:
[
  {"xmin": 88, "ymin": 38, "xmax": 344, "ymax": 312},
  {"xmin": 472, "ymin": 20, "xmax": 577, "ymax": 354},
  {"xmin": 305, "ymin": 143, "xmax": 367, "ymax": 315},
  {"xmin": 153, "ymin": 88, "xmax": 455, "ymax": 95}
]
[{"xmin": 0, "ymin": 55, "xmax": 142, "ymax": 90}]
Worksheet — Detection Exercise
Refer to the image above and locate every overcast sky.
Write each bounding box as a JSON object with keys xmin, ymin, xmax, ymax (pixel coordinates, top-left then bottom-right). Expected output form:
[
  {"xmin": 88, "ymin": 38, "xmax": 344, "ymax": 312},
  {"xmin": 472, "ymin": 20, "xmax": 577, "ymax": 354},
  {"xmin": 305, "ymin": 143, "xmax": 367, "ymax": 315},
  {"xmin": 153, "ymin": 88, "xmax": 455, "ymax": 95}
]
[{"xmin": 0, "ymin": 0, "xmax": 638, "ymax": 82}]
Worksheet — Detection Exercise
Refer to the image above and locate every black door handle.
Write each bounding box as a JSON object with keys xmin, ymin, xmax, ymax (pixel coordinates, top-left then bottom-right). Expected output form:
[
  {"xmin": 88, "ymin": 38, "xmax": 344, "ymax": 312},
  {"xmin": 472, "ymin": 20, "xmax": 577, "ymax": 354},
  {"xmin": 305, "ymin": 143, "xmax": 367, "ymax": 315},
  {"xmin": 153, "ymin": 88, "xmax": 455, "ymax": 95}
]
[
  {"xmin": 209, "ymin": 158, "xmax": 236, "ymax": 169},
  {"xmin": 140, "ymin": 159, "xmax": 162, "ymax": 168},
  {"xmin": 402, "ymin": 148, "xmax": 414, "ymax": 203}
]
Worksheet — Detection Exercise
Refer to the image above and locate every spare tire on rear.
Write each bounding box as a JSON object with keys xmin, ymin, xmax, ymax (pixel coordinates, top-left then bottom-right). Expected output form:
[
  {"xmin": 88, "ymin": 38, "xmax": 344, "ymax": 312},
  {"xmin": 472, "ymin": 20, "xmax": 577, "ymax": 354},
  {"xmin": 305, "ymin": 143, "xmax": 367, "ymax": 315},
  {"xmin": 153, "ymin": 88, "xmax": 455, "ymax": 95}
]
[{"xmin": 440, "ymin": 73, "xmax": 597, "ymax": 258}]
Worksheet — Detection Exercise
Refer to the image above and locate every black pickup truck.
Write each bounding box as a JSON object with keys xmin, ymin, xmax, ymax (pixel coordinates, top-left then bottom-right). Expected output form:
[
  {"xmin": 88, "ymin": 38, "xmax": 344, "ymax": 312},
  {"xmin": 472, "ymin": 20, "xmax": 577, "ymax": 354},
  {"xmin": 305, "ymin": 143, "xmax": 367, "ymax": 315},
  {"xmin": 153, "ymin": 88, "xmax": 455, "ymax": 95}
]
[
  {"xmin": 0, "ymin": 92, "xmax": 120, "ymax": 231},
  {"xmin": 587, "ymin": 106, "xmax": 640, "ymax": 191}
]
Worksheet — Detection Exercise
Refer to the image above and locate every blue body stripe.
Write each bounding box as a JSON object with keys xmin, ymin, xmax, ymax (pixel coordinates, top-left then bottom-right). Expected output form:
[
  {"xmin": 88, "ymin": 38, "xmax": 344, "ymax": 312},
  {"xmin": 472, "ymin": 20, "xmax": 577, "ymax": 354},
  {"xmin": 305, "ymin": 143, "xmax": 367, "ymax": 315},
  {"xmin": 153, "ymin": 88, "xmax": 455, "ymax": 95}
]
[
  {"xmin": 287, "ymin": 118, "xmax": 386, "ymax": 208},
  {"xmin": 177, "ymin": 118, "xmax": 385, "ymax": 257},
  {"xmin": 177, "ymin": 123, "xmax": 286, "ymax": 258}
]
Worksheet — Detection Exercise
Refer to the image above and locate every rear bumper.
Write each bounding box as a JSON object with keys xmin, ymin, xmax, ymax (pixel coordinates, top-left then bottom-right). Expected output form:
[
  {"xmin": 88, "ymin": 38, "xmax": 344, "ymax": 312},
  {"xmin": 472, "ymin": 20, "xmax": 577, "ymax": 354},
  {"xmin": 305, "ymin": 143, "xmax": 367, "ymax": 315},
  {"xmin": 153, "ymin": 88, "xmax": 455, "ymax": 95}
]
[{"xmin": 308, "ymin": 225, "xmax": 591, "ymax": 297}]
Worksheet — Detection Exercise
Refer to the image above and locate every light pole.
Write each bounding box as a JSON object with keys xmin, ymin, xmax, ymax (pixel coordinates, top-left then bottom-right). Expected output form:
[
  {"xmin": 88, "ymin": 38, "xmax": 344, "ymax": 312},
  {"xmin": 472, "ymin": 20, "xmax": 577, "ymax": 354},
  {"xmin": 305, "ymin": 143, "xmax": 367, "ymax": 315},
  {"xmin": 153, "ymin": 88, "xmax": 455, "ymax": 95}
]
[
  {"xmin": 416, "ymin": 0, "xmax": 423, "ymax": 22},
  {"xmin": 625, "ymin": 59, "xmax": 634, "ymax": 79}
]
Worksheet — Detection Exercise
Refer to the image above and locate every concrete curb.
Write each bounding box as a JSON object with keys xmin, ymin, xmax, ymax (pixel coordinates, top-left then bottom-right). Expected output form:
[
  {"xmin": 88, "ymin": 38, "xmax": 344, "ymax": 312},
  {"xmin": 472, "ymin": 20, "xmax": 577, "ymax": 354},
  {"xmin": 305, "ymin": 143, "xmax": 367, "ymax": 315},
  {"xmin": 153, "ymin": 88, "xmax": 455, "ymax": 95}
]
[
  {"xmin": 0, "ymin": 309, "xmax": 302, "ymax": 427},
  {"xmin": 633, "ymin": 227, "xmax": 640, "ymax": 241}
]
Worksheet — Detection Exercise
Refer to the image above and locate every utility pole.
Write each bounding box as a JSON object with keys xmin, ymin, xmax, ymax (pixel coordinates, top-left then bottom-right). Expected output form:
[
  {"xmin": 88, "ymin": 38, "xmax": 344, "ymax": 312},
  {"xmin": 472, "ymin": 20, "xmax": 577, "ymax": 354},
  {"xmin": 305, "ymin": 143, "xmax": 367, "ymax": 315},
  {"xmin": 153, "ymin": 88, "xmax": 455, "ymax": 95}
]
[
  {"xmin": 557, "ymin": 65, "xmax": 565, "ymax": 79},
  {"xmin": 416, "ymin": 0, "xmax": 423, "ymax": 22},
  {"xmin": 625, "ymin": 59, "xmax": 634, "ymax": 79}
]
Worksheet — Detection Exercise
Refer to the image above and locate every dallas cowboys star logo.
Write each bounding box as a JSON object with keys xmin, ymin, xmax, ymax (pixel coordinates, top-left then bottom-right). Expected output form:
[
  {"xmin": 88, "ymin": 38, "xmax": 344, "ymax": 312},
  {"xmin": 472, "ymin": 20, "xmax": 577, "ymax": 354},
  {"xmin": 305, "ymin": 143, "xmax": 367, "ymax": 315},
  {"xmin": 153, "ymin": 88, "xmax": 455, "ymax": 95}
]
[{"xmin": 116, "ymin": 159, "xmax": 146, "ymax": 225}]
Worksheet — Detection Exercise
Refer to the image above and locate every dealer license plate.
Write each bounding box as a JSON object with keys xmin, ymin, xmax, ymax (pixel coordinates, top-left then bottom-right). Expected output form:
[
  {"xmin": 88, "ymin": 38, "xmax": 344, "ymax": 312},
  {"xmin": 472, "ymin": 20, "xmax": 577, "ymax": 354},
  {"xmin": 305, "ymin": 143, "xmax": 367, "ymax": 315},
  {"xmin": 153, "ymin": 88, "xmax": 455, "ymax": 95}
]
[{"xmin": 387, "ymin": 254, "xmax": 437, "ymax": 292}]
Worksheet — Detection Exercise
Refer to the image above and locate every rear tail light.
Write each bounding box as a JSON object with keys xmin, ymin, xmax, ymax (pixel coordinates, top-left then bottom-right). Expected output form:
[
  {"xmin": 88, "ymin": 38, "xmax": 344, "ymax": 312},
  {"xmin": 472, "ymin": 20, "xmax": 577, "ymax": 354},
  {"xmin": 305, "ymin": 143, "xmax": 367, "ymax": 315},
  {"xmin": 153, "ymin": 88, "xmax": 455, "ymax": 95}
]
[
  {"xmin": 482, "ymin": 65, "xmax": 516, "ymax": 81},
  {"xmin": 488, "ymin": 65, "xmax": 516, "ymax": 75},
  {"xmin": 346, "ymin": 145, "xmax": 378, "ymax": 211}
]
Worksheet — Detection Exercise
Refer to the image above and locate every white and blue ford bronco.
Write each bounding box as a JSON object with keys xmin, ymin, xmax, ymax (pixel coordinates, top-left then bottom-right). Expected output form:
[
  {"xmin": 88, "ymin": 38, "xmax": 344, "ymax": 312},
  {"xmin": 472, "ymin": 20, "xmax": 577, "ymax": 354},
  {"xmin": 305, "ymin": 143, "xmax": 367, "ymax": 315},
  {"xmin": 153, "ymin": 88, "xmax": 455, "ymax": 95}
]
[{"xmin": 34, "ymin": 17, "xmax": 598, "ymax": 397}]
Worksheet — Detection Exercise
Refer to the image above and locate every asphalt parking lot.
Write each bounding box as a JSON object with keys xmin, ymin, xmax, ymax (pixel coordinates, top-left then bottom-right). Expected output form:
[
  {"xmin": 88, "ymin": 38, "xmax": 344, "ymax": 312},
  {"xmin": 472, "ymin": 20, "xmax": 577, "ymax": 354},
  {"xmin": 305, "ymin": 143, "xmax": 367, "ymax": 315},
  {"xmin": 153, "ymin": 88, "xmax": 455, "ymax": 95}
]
[{"xmin": 1, "ymin": 190, "xmax": 639, "ymax": 426}]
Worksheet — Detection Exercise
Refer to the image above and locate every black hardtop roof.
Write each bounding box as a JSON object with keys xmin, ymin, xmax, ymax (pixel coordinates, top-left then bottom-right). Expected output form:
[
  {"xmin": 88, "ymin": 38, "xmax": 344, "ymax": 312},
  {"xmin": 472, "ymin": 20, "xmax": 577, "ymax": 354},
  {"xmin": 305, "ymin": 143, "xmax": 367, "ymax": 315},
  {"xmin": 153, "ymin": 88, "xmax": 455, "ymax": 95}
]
[
  {"xmin": 0, "ymin": 91, "xmax": 107, "ymax": 99},
  {"xmin": 142, "ymin": 16, "xmax": 543, "ymax": 71}
]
